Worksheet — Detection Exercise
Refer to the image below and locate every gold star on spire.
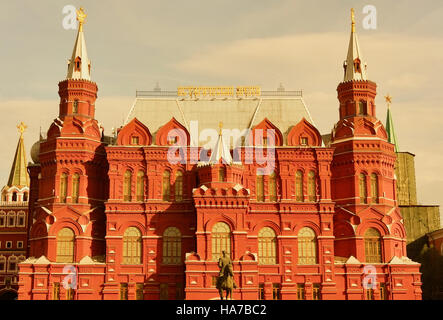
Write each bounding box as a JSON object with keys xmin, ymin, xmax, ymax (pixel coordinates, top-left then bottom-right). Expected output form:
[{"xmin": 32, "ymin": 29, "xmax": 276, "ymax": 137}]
[
  {"xmin": 385, "ymin": 94, "xmax": 392, "ymax": 106},
  {"xmin": 77, "ymin": 7, "xmax": 87, "ymax": 32},
  {"xmin": 17, "ymin": 122, "xmax": 27, "ymax": 137}
]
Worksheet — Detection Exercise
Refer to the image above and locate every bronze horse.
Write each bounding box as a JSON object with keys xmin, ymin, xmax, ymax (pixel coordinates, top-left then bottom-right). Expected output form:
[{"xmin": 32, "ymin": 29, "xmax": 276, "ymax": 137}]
[{"xmin": 216, "ymin": 263, "xmax": 235, "ymax": 300}]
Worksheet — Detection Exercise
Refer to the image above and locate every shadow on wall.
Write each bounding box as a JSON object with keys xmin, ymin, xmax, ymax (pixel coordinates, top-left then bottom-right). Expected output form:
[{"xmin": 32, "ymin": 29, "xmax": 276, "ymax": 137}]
[{"xmin": 407, "ymin": 236, "xmax": 443, "ymax": 300}]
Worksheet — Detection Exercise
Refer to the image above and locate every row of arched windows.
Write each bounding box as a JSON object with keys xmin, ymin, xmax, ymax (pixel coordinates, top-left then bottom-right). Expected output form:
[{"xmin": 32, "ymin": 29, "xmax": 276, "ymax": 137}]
[
  {"xmin": 122, "ymin": 170, "xmax": 185, "ymax": 202},
  {"xmin": 1, "ymin": 191, "xmax": 28, "ymax": 202},
  {"xmin": 256, "ymin": 170, "xmax": 317, "ymax": 202},
  {"xmin": 359, "ymin": 173, "xmax": 379, "ymax": 204},
  {"xmin": 60, "ymin": 172, "xmax": 80, "ymax": 203},
  {"xmin": 0, "ymin": 255, "xmax": 26, "ymax": 272},
  {"xmin": 54, "ymin": 226, "xmax": 383, "ymax": 265},
  {"xmin": 0, "ymin": 211, "xmax": 26, "ymax": 228}
]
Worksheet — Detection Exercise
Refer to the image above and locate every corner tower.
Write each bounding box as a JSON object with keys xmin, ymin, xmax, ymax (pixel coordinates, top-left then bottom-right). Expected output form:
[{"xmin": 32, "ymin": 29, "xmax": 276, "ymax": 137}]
[
  {"xmin": 26, "ymin": 8, "xmax": 108, "ymax": 264},
  {"xmin": 331, "ymin": 9, "xmax": 407, "ymax": 265}
]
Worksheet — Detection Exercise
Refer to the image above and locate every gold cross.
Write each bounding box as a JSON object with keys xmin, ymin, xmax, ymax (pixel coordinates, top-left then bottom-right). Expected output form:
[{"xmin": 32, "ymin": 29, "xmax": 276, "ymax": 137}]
[
  {"xmin": 17, "ymin": 122, "xmax": 27, "ymax": 136},
  {"xmin": 385, "ymin": 94, "xmax": 392, "ymax": 105}
]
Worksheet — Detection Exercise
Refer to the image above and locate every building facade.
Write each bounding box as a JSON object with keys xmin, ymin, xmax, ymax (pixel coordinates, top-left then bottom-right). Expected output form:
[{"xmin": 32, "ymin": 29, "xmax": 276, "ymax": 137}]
[
  {"xmin": 0, "ymin": 124, "xmax": 30, "ymax": 299},
  {"xmin": 18, "ymin": 9, "xmax": 423, "ymax": 300}
]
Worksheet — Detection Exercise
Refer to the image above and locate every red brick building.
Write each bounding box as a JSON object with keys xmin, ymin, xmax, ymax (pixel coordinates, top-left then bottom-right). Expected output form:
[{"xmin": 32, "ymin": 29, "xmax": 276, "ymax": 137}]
[
  {"xmin": 17, "ymin": 9, "xmax": 422, "ymax": 300},
  {"xmin": 0, "ymin": 124, "xmax": 29, "ymax": 299}
]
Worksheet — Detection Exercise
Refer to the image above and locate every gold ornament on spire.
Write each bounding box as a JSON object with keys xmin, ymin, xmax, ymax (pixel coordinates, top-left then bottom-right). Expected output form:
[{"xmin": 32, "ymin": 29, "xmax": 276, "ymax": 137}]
[
  {"xmin": 219, "ymin": 122, "xmax": 223, "ymax": 136},
  {"xmin": 17, "ymin": 122, "xmax": 27, "ymax": 136},
  {"xmin": 385, "ymin": 94, "xmax": 393, "ymax": 108},
  {"xmin": 351, "ymin": 8, "xmax": 356, "ymax": 33},
  {"xmin": 77, "ymin": 7, "xmax": 87, "ymax": 32}
]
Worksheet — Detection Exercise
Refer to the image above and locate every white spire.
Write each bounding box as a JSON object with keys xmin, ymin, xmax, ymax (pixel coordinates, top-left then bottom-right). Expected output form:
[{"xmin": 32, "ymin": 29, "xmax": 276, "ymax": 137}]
[
  {"xmin": 343, "ymin": 8, "xmax": 367, "ymax": 82},
  {"xmin": 208, "ymin": 131, "xmax": 233, "ymax": 165},
  {"xmin": 66, "ymin": 8, "xmax": 91, "ymax": 80}
]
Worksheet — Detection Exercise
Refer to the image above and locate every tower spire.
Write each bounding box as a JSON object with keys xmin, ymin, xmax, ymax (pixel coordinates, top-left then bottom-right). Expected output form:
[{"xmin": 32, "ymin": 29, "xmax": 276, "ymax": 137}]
[
  {"xmin": 343, "ymin": 8, "xmax": 367, "ymax": 82},
  {"xmin": 66, "ymin": 7, "xmax": 91, "ymax": 80},
  {"xmin": 7, "ymin": 122, "xmax": 29, "ymax": 188},
  {"xmin": 385, "ymin": 94, "xmax": 399, "ymax": 152}
]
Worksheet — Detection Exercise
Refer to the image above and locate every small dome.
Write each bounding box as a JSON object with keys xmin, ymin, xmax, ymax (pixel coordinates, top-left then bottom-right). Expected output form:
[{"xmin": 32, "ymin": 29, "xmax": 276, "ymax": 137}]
[{"xmin": 30, "ymin": 140, "xmax": 41, "ymax": 164}]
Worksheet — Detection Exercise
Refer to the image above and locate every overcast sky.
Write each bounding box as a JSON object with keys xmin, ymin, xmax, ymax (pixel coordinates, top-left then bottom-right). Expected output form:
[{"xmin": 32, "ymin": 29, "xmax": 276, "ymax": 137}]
[{"xmin": 0, "ymin": 0, "xmax": 442, "ymax": 209}]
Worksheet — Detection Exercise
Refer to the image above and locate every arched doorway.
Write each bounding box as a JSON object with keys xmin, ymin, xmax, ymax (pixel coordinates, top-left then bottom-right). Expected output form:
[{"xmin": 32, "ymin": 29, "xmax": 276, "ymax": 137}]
[{"xmin": 0, "ymin": 289, "xmax": 18, "ymax": 300}]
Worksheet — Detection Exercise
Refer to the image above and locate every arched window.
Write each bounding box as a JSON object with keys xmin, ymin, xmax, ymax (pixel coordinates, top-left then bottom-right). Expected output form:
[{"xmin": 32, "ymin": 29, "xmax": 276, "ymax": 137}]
[
  {"xmin": 73, "ymin": 100, "xmax": 78, "ymax": 114},
  {"xmin": 295, "ymin": 170, "xmax": 304, "ymax": 202},
  {"xmin": 298, "ymin": 227, "xmax": 317, "ymax": 265},
  {"xmin": 0, "ymin": 212, "xmax": 5, "ymax": 227},
  {"xmin": 258, "ymin": 227, "xmax": 277, "ymax": 265},
  {"xmin": 136, "ymin": 171, "xmax": 145, "ymax": 202},
  {"xmin": 23, "ymin": 192, "xmax": 28, "ymax": 202},
  {"xmin": 60, "ymin": 173, "xmax": 68, "ymax": 203},
  {"xmin": 370, "ymin": 173, "xmax": 379, "ymax": 204},
  {"xmin": 162, "ymin": 227, "xmax": 182, "ymax": 265},
  {"xmin": 56, "ymin": 228, "xmax": 75, "ymax": 263},
  {"xmin": 162, "ymin": 171, "xmax": 171, "ymax": 201},
  {"xmin": 123, "ymin": 170, "xmax": 132, "ymax": 202},
  {"xmin": 72, "ymin": 173, "xmax": 80, "ymax": 203},
  {"xmin": 359, "ymin": 173, "xmax": 368, "ymax": 204},
  {"xmin": 269, "ymin": 172, "xmax": 277, "ymax": 202},
  {"xmin": 212, "ymin": 222, "xmax": 231, "ymax": 261},
  {"xmin": 358, "ymin": 101, "xmax": 367, "ymax": 115},
  {"xmin": 7, "ymin": 212, "xmax": 16, "ymax": 227},
  {"xmin": 307, "ymin": 171, "xmax": 316, "ymax": 202},
  {"xmin": 218, "ymin": 167, "xmax": 226, "ymax": 182},
  {"xmin": 12, "ymin": 192, "xmax": 17, "ymax": 202},
  {"xmin": 17, "ymin": 212, "xmax": 26, "ymax": 227},
  {"xmin": 364, "ymin": 228, "xmax": 382, "ymax": 263},
  {"xmin": 0, "ymin": 256, "xmax": 5, "ymax": 272},
  {"xmin": 256, "ymin": 174, "xmax": 264, "ymax": 202},
  {"xmin": 175, "ymin": 171, "xmax": 183, "ymax": 202},
  {"xmin": 7, "ymin": 255, "xmax": 18, "ymax": 272},
  {"xmin": 122, "ymin": 227, "xmax": 142, "ymax": 265}
]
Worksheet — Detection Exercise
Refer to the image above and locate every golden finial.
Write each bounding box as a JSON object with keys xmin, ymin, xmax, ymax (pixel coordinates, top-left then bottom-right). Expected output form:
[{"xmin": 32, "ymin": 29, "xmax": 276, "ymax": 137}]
[
  {"xmin": 351, "ymin": 8, "xmax": 356, "ymax": 33},
  {"xmin": 76, "ymin": 7, "xmax": 87, "ymax": 32},
  {"xmin": 385, "ymin": 94, "xmax": 393, "ymax": 107},
  {"xmin": 219, "ymin": 122, "xmax": 223, "ymax": 136},
  {"xmin": 17, "ymin": 122, "xmax": 27, "ymax": 137}
]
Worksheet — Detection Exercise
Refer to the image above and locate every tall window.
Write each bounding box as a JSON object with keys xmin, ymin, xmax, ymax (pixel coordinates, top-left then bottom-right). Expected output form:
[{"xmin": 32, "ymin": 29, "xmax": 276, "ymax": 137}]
[
  {"xmin": 370, "ymin": 173, "xmax": 379, "ymax": 204},
  {"xmin": 212, "ymin": 222, "xmax": 231, "ymax": 261},
  {"xmin": 218, "ymin": 167, "xmax": 226, "ymax": 182},
  {"xmin": 298, "ymin": 227, "xmax": 317, "ymax": 265},
  {"xmin": 7, "ymin": 212, "xmax": 15, "ymax": 227},
  {"xmin": 269, "ymin": 172, "xmax": 277, "ymax": 202},
  {"xmin": 162, "ymin": 227, "xmax": 181, "ymax": 265},
  {"xmin": 52, "ymin": 282, "xmax": 60, "ymax": 300},
  {"xmin": 136, "ymin": 283, "xmax": 144, "ymax": 300},
  {"xmin": 359, "ymin": 173, "xmax": 368, "ymax": 204},
  {"xmin": 256, "ymin": 174, "xmax": 264, "ymax": 202},
  {"xmin": 358, "ymin": 100, "xmax": 367, "ymax": 115},
  {"xmin": 258, "ymin": 227, "xmax": 277, "ymax": 265},
  {"xmin": 120, "ymin": 283, "xmax": 128, "ymax": 300},
  {"xmin": 12, "ymin": 192, "xmax": 17, "ymax": 202},
  {"xmin": 17, "ymin": 212, "xmax": 25, "ymax": 227},
  {"xmin": 295, "ymin": 170, "xmax": 304, "ymax": 202},
  {"xmin": 313, "ymin": 283, "xmax": 321, "ymax": 300},
  {"xmin": 162, "ymin": 171, "xmax": 171, "ymax": 201},
  {"xmin": 73, "ymin": 100, "xmax": 78, "ymax": 114},
  {"xmin": 60, "ymin": 173, "xmax": 68, "ymax": 203},
  {"xmin": 364, "ymin": 228, "xmax": 382, "ymax": 263},
  {"xmin": 122, "ymin": 227, "xmax": 142, "ymax": 265},
  {"xmin": 307, "ymin": 171, "xmax": 316, "ymax": 202},
  {"xmin": 123, "ymin": 170, "xmax": 132, "ymax": 202},
  {"xmin": 72, "ymin": 173, "xmax": 80, "ymax": 203},
  {"xmin": 0, "ymin": 212, "xmax": 5, "ymax": 227},
  {"xmin": 0, "ymin": 256, "xmax": 5, "ymax": 272},
  {"xmin": 175, "ymin": 171, "xmax": 183, "ymax": 202},
  {"xmin": 23, "ymin": 192, "xmax": 28, "ymax": 202},
  {"xmin": 56, "ymin": 228, "xmax": 75, "ymax": 263},
  {"xmin": 136, "ymin": 171, "xmax": 144, "ymax": 202},
  {"xmin": 297, "ymin": 284, "xmax": 306, "ymax": 300},
  {"xmin": 7, "ymin": 256, "xmax": 17, "ymax": 272}
]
